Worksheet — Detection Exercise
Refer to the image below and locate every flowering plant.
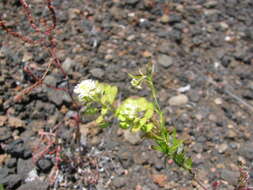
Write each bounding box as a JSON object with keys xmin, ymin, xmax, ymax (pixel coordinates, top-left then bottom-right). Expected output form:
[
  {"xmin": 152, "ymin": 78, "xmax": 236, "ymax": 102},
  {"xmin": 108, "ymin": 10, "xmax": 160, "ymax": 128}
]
[{"xmin": 74, "ymin": 63, "xmax": 192, "ymax": 171}]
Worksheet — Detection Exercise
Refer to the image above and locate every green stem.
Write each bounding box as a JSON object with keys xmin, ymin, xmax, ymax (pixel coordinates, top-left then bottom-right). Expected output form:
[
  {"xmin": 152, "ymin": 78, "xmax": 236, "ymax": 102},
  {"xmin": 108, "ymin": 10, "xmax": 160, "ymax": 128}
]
[{"xmin": 147, "ymin": 76, "xmax": 165, "ymax": 129}]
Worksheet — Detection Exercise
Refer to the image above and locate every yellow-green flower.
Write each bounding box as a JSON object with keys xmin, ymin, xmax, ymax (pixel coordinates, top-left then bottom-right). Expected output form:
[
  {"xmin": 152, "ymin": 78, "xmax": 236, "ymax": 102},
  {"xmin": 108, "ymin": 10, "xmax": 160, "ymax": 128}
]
[{"xmin": 116, "ymin": 97, "xmax": 154, "ymax": 132}]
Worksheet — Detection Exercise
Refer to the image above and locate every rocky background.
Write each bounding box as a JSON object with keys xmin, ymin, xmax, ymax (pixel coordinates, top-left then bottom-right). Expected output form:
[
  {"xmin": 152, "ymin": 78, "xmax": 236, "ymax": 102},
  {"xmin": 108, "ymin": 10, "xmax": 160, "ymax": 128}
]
[{"xmin": 0, "ymin": 0, "xmax": 253, "ymax": 190}]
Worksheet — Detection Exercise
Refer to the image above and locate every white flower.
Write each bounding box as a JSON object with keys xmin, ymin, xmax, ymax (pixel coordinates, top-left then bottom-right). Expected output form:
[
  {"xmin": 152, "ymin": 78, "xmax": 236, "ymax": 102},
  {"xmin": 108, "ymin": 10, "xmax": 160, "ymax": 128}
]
[
  {"xmin": 122, "ymin": 102, "xmax": 138, "ymax": 119},
  {"xmin": 74, "ymin": 79, "xmax": 101, "ymax": 101}
]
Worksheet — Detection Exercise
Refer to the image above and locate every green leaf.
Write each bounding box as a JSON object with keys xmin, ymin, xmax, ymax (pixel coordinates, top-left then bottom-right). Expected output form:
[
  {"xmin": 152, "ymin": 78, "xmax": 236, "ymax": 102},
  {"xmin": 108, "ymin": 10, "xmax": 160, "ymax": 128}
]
[
  {"xmin": 142, "ymin": 123, "xmax": 154, "ymax": 132},
  {"xmin": 128, "ymin": 73, "xmax": 143, "ymax": 80},
  {"xmin": 101, "ymin": 107, "xmax": 108, "ymax": 115},
  {"xmin": 156, "ymin": 140, "xmax": 169, "ymax": 154},
  {"xmin": 118, "ymin": 114, "xmax": 126, "ymax": 121},
  {"xmin": 96, "ymin": 115, "xmax": 104, "ymax": 124},
  {"xmin": 131, "ymin": 125, "xmax": 141, "ymax": 132},
  {"xmin": 99, "ymin": 122, "xmax": 110, "ymax": 128},
  {"xmin": 160, "ymin": 130, "xmax": 167, "ymax": 141},
  {"xmin": 119, "ymin": 121, "xmax": 130, "ymax": 129},
  {"xmin": 174, "ymin": 153, "xmax": 185, "ymax": 166},
  {"xmin": 168, "ymin": 139, "xmax": 183, "ymax": 155},
  {"xmin": 95, "ymin": 115, "xmax": 110, "ymax": 128},
  {"xmin": 151, "ymin": 145, "xmax": 164, "ymax": 152},
  {"xmin": 183, "ymin": 158, "xmax": 192, "ymax": 170},
  {"xmin": 84, "ymin": 107, "xmax": 99, "ymax": 115},
  {"xmin": 100, "ymin": 84, "xmax": 118, "ymax": 105},
  {"xmin": 133, "ymin": 117, "xmax": 140, "ymax": 124},
  {"xmin": 144, "ymin": 108, "xmax": 154, "ymax": 120},
  {"xmin": 0, "ymin": 184, "xmax": 4, "ymax": 190},
  {"xmin": 171, "ymin": 129, "xmax": 177, "ymax": 138},
  {"xmin": 139, "ymin": 118, "xmax": 147, "ymax": 126}
]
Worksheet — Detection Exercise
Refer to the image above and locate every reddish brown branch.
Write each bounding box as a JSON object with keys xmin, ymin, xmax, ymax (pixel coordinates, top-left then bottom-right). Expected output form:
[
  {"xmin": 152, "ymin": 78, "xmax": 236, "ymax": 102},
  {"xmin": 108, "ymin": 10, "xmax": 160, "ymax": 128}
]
[
  {"xmin": 19, "ymin": 0, "xmax": 41, "ymax": 33},
  {"xmin": 45, "ymin": 0, "xmax": 56, "ymax": 34},
  {"xmin": 1, "ymin": 2, "xmax": 82, "ymax": 181},
  {"xmin": 48, "ymin": 47, "xmax": 67, "ymax": 78},
  {"xmin": 14, "ymin": 58, "xmax": 53, "ymax": 102},
  {"xmin": 0, "ymin": 17, "xmax": 48, "ymax": 45},
  {"xmin": 19, "ymin": 0, "xmax": 56, "ymax": 37},
  {"xmin": 0, "ymin": 0, "xmax": 60, "ymax": 100},
  {"xmin": 0, "ymin": 18, "xmax": 36, "ymax": 44}
]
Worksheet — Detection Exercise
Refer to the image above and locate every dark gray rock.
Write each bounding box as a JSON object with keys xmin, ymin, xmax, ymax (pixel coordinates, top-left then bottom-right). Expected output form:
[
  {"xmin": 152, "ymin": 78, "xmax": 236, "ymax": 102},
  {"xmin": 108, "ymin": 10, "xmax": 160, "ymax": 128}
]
[
  {"xmin": 196, "ymin": 136, "xmax": 207, "ymax": 143},
  {"xmin": 133, "ymin": 152, "xmax": 149, "ymax": 165},
  {"xmin": 242, "ymin": 89, "xmax": 253, "ymax": 101},
  {"xmin": 112, "ymin": 176, "xmax": 127, "ymax": 188},
  {"xmin": 204, "ymin": 1, "xmax": 218, "ymax": 8},
  {"xmin": 6, "ymin": 158, "xmax": 17, "ymax": 168},
  {"xmin": 17, "ymin": 179, "xmax": 49, "ymax": 190},
  {"xmin": 17, "ymin": 159, "xmax": 35, "ymax": 180},
  {"xmin": 142, "ymin": 185, "xmax": 152, "ymax": 190},
  {"xmin": 238, "ymin": 143, "xmax": 253, "ymax": 161},
  {"xmin": 125, "ymin": 0, "xmax": 138, "ymax": 6},
  {"xmin": 192, "ymin": 143, "xmax": 204, "ymax": 153},
  {"xmin": 0, "ymin": 168, "xmax": 9, "ymax": 180},
  {"xmin": 37, "ymin": 159, "xmax": 53, "ymax": 173},
  {"xmin": 119, "ymin": 149, "xmax": 134, "ymax": 169},
  {"xmin": 0, "ymin": 127, "xmax": 12, "ymax": 142},
  {"xmin": 110, "ymin": 7, "xmax": 124, "ymax": 20},
  {"xmin": 5, "ymin": 139, "xmax": 25, "ymax": 157},
  {"xmin": 169, "ymin": 29, "xmax": 182, "ymax": 42},
  {"xmin": 157, "ymin": 54, "xmax": 173, "ymax": 68},
  {"xmin": 221, "ymin": 55, "xmax": 232, "ymax": 67},
  {"xmin": 90, "ymin": 68, "xmax": 105, "ymax": 79},
  {"xmin": 220, "ymin": 168, "xmax": 240, "ymax": 185},
  {"xmin": 168, "ymin": 14, "xmax": 182, "ymax": 24},
  {"xmin": 23, "ymin": 149, "xmax": 32, "ymax": 159},
  {"xmin": 188, "ymin": 90, "xmax": 201, "ymax": 102},
  {"xmin": 244, "ymin": 27, "xmax": 253, "ymax": 41},
  {"xmin": 47, "ymin": 88, "xmax": 72, "ymax": 106},
  {"xmin": 192, "ymin": 35, "xmax": 205, "ymax": 45},
  {"xmin": 62, "ymin": 57, "xmax": 75, "ymax": 73},
  {"xmin": 158, "ymin": 42, "xmax": 171, "ymax": 54},
  {"xmin": 153, "ymin": 157, "xmax": 164, "ymax": 171},
  {"xmin": 43, "ymin": 75, "xmax": 57, "ymax": 87},
  {"xmin": 1, "ymin": 174, "xmax": 22, "ymax": 189}
]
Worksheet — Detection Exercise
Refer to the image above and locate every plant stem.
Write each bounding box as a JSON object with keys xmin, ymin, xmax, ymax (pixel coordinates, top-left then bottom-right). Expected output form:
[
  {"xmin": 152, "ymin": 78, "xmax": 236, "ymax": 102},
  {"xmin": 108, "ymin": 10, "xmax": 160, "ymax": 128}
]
[
  {"xmin": 194, "ymin": 179, "xmax": 209, "ymax": 190},
  {"xmin": 190, "ymin": 171, "xmax": 209, "ymax": 190},
  {"xmin": 147, "ymin": 76, "xmax": 166, "ymax": 130}
]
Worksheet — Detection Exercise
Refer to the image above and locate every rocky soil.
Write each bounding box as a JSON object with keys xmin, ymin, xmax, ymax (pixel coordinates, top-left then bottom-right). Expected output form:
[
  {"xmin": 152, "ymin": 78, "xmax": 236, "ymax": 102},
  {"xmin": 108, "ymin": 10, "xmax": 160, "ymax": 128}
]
[{"xmin": 0, "ymin": 0, "xmax": 253, "ymax": 190}]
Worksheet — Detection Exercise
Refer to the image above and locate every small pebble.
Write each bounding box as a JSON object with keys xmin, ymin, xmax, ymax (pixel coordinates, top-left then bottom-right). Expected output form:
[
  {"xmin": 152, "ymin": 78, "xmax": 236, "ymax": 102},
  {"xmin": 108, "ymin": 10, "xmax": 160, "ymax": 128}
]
[
  {"xmin": 169, "ymin": 94, "xmax": 189, "ymax": 106},
  {"xmin": 214, "ymin": 98, "xmax": 223, "ymax": 105},
  {"xmin": 217, "ymin": 143, "xmax": 228, "ymax": 154}
]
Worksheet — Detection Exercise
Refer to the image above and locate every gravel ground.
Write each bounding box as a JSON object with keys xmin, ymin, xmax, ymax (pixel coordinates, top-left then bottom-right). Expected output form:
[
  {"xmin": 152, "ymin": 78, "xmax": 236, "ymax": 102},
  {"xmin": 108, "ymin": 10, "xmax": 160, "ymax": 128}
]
[{"xmin": 0, "ymin": 0, "xmax": 253, "ymax": 190}]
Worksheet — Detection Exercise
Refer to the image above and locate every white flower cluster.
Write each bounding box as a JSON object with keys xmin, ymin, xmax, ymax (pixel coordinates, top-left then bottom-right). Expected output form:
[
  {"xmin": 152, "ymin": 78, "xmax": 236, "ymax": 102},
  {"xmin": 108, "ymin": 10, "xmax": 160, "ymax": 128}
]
[
  {"xmin": 121, "ymin": 101, "xmax": 138, "ymax": 119},
  {"xmin": 74, "ymin": 79, "xmax": 101, "ymax": 102}
]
